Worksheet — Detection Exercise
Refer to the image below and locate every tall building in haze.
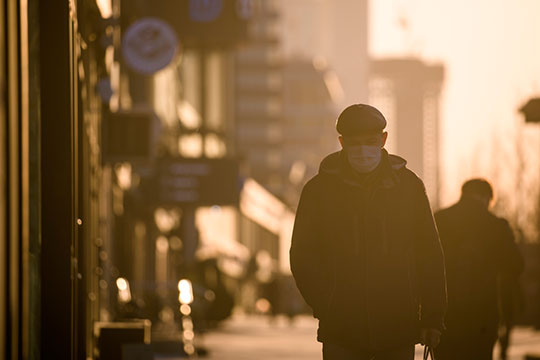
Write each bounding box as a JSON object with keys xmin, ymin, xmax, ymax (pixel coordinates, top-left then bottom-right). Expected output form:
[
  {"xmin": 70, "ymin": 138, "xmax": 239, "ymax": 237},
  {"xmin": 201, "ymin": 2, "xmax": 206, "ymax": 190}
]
[
  {"xmin": 369, "ymin": 58, "xmax": 444, "ymax": 209},
  {"xmin": 235, "ymin": 1, "xmax": 341, "ymax": 207},
  {"xmin": 278, "ymin": 0, "xmax": 369, "ymax": 108},
  {"xmin": 281, "ymin": 57, "xmax": 340, "ymax": 207},
  {"xmin": 235, "ymin": 0, "xmax": 284, "ymax": 194}
]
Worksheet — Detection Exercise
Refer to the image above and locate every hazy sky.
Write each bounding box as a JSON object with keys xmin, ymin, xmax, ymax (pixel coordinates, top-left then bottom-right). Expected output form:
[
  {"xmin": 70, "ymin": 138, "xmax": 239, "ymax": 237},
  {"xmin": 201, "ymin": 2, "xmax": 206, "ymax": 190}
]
[{"xmin": 370, "ymin": 0, "xmax": 540, "ymax": 205}]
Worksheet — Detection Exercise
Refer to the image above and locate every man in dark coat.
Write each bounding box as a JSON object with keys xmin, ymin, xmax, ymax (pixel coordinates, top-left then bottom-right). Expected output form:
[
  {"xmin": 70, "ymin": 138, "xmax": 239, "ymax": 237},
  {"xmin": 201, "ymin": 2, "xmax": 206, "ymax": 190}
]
[
  {"xmin": 290, "ymin": 104, "xmax": 447, "ymax": 360},
  {"xmin": 434, "ymin": 179, "xmax": 524, "ymax": 360}
]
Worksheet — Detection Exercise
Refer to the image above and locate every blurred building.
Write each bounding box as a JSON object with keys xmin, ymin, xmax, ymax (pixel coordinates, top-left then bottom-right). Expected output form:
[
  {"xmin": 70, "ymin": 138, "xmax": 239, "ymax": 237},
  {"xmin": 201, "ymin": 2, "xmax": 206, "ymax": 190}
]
[
  {"xmin": 147, "ymin": 0, "xmax": 300, "ymax": 326},
  {"xmin": 234, "ymin": 0, "xmax": 284, "ymax": 195},
  {"xmin": 279, "ymin": 0, "xmax": 369, "ymax": 108},
  {"xmin": 281, "ymin": 58, "xmax": 340, "ymax": 207},
  {"xmin": 369, "ymin": 58, "xmax": 445, "ymax": 209},
  {"xmin": 234, "ymin": 1, "xmax": 341, "ymax": 208}
]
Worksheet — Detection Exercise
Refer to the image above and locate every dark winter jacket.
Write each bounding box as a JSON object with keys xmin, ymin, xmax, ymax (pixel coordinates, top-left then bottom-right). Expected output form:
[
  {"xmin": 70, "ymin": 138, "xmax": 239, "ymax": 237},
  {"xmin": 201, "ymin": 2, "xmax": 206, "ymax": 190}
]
[
  {"xmin": 290, "ymin": 150, "xmax": 447, "ymax": 350},
  {"xmin": 434, "ymin": 199, "xmax": 524, "ymax": 340}
]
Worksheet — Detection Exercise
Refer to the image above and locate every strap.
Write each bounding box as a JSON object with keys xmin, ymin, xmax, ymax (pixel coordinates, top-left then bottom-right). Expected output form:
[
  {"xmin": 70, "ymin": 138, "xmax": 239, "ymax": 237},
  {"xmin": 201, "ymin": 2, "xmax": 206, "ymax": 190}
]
[{"xmin": 423, "ymin": 346, "xmax": 435, "ymax": 360}]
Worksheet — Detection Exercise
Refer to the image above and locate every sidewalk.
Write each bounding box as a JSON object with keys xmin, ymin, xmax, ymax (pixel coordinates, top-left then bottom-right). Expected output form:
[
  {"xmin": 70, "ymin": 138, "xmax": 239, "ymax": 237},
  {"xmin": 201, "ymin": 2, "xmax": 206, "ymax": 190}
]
[
  {"xmin": 496, "ymin": 327, "xmax": 540, "ymax": 360},
  {"xmin": 200, "ymin": 314, "xmax": 540, "ymax": 360},
  {"xmin": 202, "ymin": 315, "xmax": 320, "ymax": 360}
]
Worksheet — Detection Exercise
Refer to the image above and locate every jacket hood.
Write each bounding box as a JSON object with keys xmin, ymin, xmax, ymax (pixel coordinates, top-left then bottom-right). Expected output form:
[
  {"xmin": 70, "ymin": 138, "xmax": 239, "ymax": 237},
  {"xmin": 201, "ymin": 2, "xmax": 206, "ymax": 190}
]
[{"xmin": 318, "ymin": 149, "xmax": 407, "ymax": 187}]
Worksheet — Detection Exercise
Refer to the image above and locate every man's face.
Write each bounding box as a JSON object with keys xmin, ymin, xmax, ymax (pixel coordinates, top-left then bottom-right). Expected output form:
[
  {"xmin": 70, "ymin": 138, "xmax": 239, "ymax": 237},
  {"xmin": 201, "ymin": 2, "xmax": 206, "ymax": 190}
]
[
  {"xmin": 339, "ymin": 132, "xmax": 388, "ymax": 149},
  {"xmin": 470, "ymin": 193, "xmax": 492, "ymax": 209}
]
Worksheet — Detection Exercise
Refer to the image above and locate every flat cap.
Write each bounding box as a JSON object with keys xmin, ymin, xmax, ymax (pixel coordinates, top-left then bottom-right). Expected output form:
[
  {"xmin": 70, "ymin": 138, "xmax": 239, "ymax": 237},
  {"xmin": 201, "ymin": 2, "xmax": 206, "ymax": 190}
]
[{"xmin": 336, "ymin": 104, "xmax": 387, "ymax": 135}]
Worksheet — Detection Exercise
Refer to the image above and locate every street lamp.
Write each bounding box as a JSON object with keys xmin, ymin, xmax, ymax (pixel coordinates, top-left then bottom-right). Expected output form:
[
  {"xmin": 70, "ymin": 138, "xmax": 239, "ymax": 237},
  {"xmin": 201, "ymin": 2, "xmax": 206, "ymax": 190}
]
[
  {"xmin": 178, "ymin": 279, "xmax": 196, "ymax": 356},
  {"xmin": 116, "ymin": 277, "xmax": 132, "ymax": 303}
]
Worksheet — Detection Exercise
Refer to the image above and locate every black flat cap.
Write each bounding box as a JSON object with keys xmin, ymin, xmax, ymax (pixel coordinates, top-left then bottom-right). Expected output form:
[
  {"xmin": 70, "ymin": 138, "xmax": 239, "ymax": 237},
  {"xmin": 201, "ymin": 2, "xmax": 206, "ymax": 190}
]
[{"xmin": 336, "ymin": 104, "xmax": 387, "ymax": 135}]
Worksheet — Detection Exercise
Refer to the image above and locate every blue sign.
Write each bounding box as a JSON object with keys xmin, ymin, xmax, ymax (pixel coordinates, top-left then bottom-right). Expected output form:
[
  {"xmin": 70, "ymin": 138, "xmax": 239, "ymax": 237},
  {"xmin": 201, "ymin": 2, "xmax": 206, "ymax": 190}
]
[
  {"xmin": 189, "ymin": 0, "xmax": 223, "ymax": 23},
  {"xmin": 122, "ymin": 18, "xmax": 178, "ymax": 74}
]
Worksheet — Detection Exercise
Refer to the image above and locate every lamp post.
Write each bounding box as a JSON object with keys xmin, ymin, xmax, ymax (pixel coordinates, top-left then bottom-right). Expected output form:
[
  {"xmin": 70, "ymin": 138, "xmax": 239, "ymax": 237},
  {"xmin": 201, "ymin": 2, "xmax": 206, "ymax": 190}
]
[{"xmin": 178, "ymin": 279, "xmax": 196, "ymax": 357}]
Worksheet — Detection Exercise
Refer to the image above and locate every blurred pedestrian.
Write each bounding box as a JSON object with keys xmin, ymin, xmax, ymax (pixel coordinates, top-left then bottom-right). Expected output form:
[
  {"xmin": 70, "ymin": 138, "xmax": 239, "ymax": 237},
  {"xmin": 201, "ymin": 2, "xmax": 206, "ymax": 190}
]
[
  {"xmin": 434, "ymin": 179, "xmax": 524, "ymax": 360},
  {"xmin": 290, "ymin": 104, "xmax": 447, "ymax": 360}
]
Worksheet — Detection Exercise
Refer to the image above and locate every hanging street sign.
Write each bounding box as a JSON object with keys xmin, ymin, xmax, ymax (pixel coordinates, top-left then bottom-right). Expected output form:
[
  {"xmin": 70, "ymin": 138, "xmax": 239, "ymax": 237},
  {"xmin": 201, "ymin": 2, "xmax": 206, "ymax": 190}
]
[
  {"xmin": 153, "ymin": 158, "xmax": 240, "ymax": 206},
  {"xmin": 122, "ymin": 17, "xmax": 178, "ymax": 75}
]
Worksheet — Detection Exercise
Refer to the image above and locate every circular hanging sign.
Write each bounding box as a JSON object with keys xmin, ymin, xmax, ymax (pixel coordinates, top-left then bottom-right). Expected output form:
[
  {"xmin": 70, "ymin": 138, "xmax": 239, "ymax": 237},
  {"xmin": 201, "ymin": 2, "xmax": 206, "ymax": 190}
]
[{"xmin": 122, "ymin": 18, "xmax": 178, "ymax": 75}]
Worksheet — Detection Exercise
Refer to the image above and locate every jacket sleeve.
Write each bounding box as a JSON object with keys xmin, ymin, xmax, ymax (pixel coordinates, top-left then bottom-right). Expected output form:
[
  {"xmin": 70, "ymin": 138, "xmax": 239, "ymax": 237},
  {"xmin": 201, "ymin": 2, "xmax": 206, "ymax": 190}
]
[
  {"xmin": 495, "ymin": 218, "xmax": 524, "ymax": 277},
  {"xmin": 412, "ymin": 179, "xmax": 448, "ymax": 331},
  {"xmin": 290, "ymin": 181, "xmax": 329, "ymax": 318}
]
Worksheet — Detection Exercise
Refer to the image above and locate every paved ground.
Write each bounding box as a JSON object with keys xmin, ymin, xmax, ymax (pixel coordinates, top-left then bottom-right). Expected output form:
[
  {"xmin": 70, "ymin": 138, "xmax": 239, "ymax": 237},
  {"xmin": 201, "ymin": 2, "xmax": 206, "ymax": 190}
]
[
  {"xmin": 499, "ymin": 327, "xmax": 540, "ymax": 360},
  {"xmin": 199, "ymin": 314, "xmax": 540, "ymax": 360},
  {"xmin": 201, "ymin": 315, "xmax": 320, "ymax": 360}
]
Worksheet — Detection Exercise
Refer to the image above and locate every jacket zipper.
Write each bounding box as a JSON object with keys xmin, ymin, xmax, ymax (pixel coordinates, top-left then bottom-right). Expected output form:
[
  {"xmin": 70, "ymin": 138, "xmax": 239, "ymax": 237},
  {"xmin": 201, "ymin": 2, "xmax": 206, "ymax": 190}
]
[
  {"xmin": 363, "ymin": 211, "xmax": 375, "ymax": 349},
  {"xmin": 366, "ymin": 185, "xmax": 383, "ymax": 349}
]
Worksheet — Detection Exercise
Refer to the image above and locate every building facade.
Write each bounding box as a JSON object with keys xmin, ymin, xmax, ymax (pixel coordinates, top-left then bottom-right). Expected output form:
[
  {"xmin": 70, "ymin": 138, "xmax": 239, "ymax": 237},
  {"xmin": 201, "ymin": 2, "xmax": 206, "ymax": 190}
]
[
  {"xmin": 279, "ymin": 0, "xmax": 370, "ymax": 108},
  {"xmin": 280, "ymin": 58, "xmax": 340, "ymax": 207},
  {"xmin": 234, "ymin": 0, "xmax": 284, "ymax": 195},
  {"xmin": 369, "ymin": 58, "xmax": 445, "ymax": 208}
]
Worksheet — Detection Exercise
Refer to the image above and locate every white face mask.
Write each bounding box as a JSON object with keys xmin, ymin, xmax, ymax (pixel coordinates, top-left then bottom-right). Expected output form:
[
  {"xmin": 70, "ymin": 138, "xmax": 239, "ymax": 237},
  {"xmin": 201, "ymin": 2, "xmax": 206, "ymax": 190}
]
[{"xmin": 346, "ymin": 145, "xmax": 382, "ymax": 173}]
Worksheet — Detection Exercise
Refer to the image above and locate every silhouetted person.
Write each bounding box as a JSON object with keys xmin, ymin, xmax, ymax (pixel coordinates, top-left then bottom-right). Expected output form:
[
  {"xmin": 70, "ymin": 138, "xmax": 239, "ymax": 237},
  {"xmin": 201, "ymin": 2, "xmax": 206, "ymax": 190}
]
[
  {"xmin": 290, "ymin": 104, "xmax": 447, "ymax": 360},
  {"xmin": 434, "ymin": 179, "xmax": 524, "ymax": 360}
]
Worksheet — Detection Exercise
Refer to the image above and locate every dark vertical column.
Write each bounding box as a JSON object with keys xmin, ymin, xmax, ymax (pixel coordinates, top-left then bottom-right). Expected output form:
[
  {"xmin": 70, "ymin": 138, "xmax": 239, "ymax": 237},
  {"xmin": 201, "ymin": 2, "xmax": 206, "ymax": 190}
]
[
  {"xmin": 27, "ymin": 0, "xmax": 42, "ymax": 358},
  {"xmin": 6, "ymin": 1, "xmax": 21, "ymax": 359},
  {"xmin": 0, "ymin": 1, "xmax": 7, "ymax": 358},
  {"xmin": 39, "ymin": 0, "xmax": 75, "ymax": 359}
]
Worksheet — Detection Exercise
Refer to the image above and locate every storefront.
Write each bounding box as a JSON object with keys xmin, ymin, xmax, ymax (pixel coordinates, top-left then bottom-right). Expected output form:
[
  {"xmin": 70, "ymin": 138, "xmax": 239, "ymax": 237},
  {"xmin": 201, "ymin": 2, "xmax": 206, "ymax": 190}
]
[
  {"xmin": 1, "ymin": 1, "xmax": 108, "ymax": 358},
  {"xmin": 1, "ymin": 1, "xmax": 262, "ymax": 358}
]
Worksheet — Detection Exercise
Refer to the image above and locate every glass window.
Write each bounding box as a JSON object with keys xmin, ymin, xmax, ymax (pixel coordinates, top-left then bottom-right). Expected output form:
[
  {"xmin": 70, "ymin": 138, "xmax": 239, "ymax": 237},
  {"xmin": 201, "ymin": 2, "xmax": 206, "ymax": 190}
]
[
  {"xmin": 180, "ymin": 50, "xmax": 201, "ymax": 115},
  {"xmin": 204, "ymin": 134, "xmax": 226, "ymax": 158},
  {"xmin": 205, "ymin": 52, "xmax": 225, "ymax": 131},
  {"xmin": 179, "ymin": 134, "xmax": 203, "ymax": 158}
]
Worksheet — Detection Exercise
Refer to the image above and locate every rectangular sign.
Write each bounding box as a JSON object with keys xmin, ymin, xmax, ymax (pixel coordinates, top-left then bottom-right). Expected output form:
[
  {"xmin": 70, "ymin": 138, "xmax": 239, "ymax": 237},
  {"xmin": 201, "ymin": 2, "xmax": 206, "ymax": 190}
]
[
  {"xmin": 155, "ymin": 158, "xmax": 239, "ymax": 206},
  {"xmin": 102, "ymin": 109, "xmax": 156, "ymax": 163}
]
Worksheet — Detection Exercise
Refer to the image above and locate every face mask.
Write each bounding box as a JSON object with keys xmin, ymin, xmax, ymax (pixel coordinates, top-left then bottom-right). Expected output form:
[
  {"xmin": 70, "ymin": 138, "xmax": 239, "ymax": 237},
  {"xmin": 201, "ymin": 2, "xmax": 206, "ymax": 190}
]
[{"xmin": 346, "ymin": 145, "xmax": 382, "ymax": 173}]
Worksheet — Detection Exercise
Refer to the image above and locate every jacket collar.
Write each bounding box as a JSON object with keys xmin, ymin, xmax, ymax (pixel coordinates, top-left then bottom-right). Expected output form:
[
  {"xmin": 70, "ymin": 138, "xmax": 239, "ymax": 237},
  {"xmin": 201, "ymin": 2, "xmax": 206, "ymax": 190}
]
[{"xmin": 318, "ymin": 149, "xmax": 406, "ymax": 189}]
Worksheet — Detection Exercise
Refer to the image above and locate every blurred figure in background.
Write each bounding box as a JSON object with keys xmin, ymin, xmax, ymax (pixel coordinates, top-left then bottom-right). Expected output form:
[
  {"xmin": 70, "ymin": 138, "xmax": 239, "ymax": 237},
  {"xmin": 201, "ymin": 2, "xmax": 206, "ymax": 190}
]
[
  {"xmin": 434, "ymin": 179, "xmax": 524, "ymax": 360},
  {"xmin": 290, "ymin": 104, "xmax": 447, "ymax": 360}
]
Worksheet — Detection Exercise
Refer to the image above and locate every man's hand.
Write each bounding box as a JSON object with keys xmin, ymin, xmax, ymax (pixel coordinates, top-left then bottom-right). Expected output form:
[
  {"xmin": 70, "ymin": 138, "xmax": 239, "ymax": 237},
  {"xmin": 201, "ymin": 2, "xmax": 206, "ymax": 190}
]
[{"xmin": 420, "ymin": 328, "xmax": 441, "ymax": 348}]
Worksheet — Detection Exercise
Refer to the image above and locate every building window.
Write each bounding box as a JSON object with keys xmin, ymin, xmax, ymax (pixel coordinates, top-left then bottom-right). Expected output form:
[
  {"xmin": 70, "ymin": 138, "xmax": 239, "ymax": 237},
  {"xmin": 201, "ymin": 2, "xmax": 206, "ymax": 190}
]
[
  {"xmin": 180, "ymin": 50, "xmax": 201, "ymax": 116},
  {"xmin": 205, "ymin": 52, "xmax": 225, "ymax": 131},
  {"xmin": 179, "ymin": 133, "xmax": 203, "ymax": 158},
  {"xmin": 369, "ymin": 78, "xmax": 396, "ymax": 152},
  {"xmin": 204, "ymin": 133, "xmax": 227, "ymax": 158}
]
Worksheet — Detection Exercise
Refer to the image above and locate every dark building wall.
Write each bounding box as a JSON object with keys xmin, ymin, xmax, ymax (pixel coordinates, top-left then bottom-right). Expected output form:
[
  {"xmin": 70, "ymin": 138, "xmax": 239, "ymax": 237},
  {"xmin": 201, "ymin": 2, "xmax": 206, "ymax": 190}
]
[
  {"xmin": 1, "ymin": 0, "xmax": 43, "ymax": 358},
  {"xmin": 39, "ymin": 0, "xmax": 77, "ymax": 358}
]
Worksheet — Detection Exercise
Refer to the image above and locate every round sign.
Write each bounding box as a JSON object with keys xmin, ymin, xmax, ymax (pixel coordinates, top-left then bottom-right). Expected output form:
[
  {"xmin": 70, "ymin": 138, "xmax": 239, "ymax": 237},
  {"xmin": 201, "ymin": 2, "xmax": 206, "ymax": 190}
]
[{"xmin": 122, "ymin": 18, "xmax": 178, "ymax": 75}]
